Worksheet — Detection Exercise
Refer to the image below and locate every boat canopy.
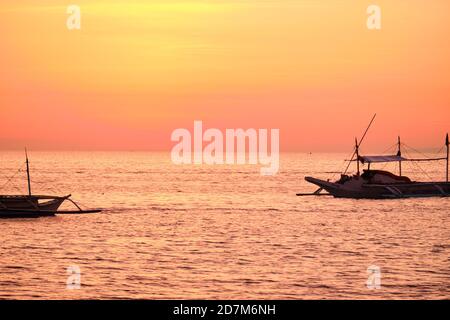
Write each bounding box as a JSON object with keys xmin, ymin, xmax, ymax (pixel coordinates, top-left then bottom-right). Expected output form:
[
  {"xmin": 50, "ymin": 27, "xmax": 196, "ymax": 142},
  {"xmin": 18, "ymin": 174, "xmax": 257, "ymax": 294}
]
[
  {"xmin": 357, "ymin": 155, "xmax": 446, "ymax": 163},
  {"xmin": 358, "ymin": 155, "xmax": 407, "ymax": 163}
]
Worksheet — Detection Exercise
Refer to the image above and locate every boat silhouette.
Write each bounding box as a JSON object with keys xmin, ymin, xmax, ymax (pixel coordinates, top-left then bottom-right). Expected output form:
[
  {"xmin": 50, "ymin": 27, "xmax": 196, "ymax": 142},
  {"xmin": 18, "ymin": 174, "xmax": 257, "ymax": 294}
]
[
  {"xmin": 0, "ymin": 150, "xmax": 101, "ymax": 218},
  {"xmin": 298, "ymin": 115, "xmax": 450, "ymax": 199}
]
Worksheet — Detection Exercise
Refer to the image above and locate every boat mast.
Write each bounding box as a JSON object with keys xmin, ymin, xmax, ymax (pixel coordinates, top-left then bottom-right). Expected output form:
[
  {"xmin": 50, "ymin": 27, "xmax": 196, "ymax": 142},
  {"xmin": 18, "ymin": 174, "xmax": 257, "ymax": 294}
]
[
  {"xmin": 343, "ymin": 114, "xmax": 377, "ymax": 175},
  {"xmin": 397, "ymin": 136, "xmax": 402, "ymax": 176},
  {"xmin": 355, "ymin": 138, "xmax": 360, "ymax": 176},
  {"xmin": 446, "ymin": 133, "xmax": 449, "ymax": 182},
  {"xmin": 25, "ymin": 148, "xmax": 32, "ymax": 196}
]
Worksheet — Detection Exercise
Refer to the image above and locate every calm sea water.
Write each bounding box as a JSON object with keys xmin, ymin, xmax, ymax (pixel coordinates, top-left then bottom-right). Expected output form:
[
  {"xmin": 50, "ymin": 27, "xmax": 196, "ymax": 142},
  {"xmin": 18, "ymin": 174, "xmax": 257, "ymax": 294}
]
[{"xmin": 0, "ymin": 152, "xmax": 448, "ymax": 299}]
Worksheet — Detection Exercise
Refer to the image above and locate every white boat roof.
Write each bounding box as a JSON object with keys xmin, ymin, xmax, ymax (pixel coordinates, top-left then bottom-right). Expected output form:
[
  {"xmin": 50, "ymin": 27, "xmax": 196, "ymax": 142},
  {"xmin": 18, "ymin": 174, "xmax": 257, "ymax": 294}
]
[{"xmin": 359, "ymin": 155, "xmax": 407, "ymax": 163}]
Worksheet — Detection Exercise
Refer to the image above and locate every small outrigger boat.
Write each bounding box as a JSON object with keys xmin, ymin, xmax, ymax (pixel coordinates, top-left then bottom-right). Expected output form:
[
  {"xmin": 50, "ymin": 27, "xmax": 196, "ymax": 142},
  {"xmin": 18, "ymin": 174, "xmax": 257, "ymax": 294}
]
[
  {"xmin": 298, "ymin": 115, "xmax": 450, "ymax": 199},
  {"xmin": 0, "ymin": 150, "xmax": 102, "ymax": 218}
]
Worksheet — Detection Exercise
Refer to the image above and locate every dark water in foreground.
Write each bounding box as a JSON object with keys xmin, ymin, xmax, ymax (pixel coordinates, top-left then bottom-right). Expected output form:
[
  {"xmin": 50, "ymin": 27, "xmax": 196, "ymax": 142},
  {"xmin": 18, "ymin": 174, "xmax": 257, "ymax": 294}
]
[{"xmin": 0, "ymin": 152, "xmax": 449, "ymax": 299}]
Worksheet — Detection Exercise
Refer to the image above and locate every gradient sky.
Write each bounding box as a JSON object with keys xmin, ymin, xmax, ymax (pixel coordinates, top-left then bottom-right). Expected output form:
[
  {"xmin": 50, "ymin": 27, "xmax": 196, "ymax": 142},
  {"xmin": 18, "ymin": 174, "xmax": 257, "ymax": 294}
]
[{"xmin": 1, "ymin": 0, "xmax": 449, "ymax": 151}]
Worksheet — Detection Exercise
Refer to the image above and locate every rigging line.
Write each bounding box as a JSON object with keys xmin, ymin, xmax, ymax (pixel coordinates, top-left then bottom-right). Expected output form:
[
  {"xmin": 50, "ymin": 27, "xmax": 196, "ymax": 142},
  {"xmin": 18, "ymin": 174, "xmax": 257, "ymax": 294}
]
[
  {"xmin": 26, "ymin": 163, "xmax": 67, "ymax": 195},
  {"xmin": 345, "ymin": 142, "xmax": 397, "ymax": 175},
  {"xmin": 404, "ymin": 160, "xmax": 416, "ymax": 177},
  {"xmin": 0, "ymin": 161, "xmax": 22, "ymax": 182},
  {"xmin": 332, "ymin": 149, "xmax": 357, "ymax": 180},
  {"xmin": 412, "ymin": 160, "xmax": 433, "ymax": 181},
  {"xmin": 10, "ymin": 181, "xmax": 24, "ymax": 194},
  {"xmin": 435, "ymin": 145, "xmax": 444, "ymax": 155},
  {"xmin": 379, "ymin": 160, "xmax": 391, "ymax": 171},
  {"xmin": 408, "ymin": 160, "xmax": 424, "ymax": 180},
  {"xmin": 380, "ymin": 142, "xmax": 398, "ymax": 155},
  {"xmin": 343, "ymin": 113, "xmax": 377, "ymax": 175},
  {"xmin": 405, "ymin": 160, "xmax": 426, "ymax": 181},
  {"xmin": 0, "ymin": 176, "xmax": 24, "ymax": 194},
  {"xmin": 403, "ymin": 148, "xmax": 433, "ymax": 181},
  {"xmin": 1, "ymin": 184, "xmax": 24, "ymax": 195},
  {"xmin": 401, "ymin": 142, "xmax": 437, "ymax": 159},
  {"xmin": 326, "ymin": 143, "xmax": 360, "ymax": 180},
  {"xmin": 0, "ymin": 164, "xmax": 25, "ymax": 191},
  {"xmin": 357, "ymin": 143, "xmax": 395, "ymax": 160}
]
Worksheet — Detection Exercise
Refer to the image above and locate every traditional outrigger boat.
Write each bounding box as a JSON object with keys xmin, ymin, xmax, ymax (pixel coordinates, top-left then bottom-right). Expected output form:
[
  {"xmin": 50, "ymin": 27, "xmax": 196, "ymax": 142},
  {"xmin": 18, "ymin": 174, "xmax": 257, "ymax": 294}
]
[
  {"xmin": 0, "ymin": 151, "xmax": 102, "ymax": 218},
  {"xmin": 298, "ymin": 115, "xmax": 450, "ymax": 199}
]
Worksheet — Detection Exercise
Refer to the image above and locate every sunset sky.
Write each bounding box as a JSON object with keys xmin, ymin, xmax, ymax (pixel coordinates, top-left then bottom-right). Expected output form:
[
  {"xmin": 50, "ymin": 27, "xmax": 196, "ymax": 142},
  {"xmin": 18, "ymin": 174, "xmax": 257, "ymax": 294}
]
[{"xmin": 1, "ymin": 0, "xmax": 449, "ymax": 151}]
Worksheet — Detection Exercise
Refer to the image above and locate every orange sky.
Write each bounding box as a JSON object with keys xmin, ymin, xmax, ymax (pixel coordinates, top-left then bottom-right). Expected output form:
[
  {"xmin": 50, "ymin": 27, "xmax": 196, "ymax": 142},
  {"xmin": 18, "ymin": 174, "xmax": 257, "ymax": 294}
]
[{"xmin": 1, "ymin": 0, "xmax": 449, "ymax": 151}]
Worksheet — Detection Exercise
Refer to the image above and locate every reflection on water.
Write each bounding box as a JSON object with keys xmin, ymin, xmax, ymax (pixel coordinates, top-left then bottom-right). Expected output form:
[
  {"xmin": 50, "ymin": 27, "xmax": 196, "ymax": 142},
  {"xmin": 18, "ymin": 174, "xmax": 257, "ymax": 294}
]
[{"xmin": 0, "ymin": 152, "xmax": 449, "ymax": 299}]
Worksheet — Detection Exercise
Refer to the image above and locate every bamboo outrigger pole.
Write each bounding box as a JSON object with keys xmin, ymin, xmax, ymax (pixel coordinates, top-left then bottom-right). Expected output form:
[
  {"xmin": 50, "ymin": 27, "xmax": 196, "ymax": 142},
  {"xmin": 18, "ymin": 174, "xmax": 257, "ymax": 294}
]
[
  {"xmin": 397, "ymin": 136, "xmax": 402, "ymax": 176},
  {"xmin": 446, "ymin": 133, "xmax": 449, "ymax": 182},
  {"xmin": 25, "ymin": 148, "xmax": 32, "ymax": 196},
  {"xmin": 355, "ymin": 138, "xmax": 360, "ymax": 176}
]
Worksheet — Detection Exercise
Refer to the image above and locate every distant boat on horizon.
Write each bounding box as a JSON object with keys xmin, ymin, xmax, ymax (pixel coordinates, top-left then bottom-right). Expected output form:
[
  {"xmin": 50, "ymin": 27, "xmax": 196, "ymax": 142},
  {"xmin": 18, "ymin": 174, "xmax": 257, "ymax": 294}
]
[
  {"xmin": 0, "ymin": 150, "xmax": 101, "ymax": 218},
  {"xmin": 298, "ymin": 115, "xmax": 450, "ymax": 199}
]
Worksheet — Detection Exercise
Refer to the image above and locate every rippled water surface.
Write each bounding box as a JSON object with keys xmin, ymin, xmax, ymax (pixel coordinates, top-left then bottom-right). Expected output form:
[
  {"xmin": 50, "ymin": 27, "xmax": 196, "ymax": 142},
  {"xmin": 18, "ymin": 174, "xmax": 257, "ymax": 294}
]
[{"xmin": 0, "ymin": 152, "xmax": 449, "ymax": 299}]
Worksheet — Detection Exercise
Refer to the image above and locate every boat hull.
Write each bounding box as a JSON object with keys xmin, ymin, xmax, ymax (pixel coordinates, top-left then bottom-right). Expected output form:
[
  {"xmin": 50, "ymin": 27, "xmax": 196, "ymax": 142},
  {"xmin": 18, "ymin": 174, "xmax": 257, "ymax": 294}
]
[
  {"xmin": 305, "ymin": 177, "xmax": 450, "ymax": 199},
  {"xmin": 0, "ymin": 195, "xmax": 68, "ymax": 218},
  {"xmin": 0, "ymin": 210, "xmax": 56, "ymax": 219}
]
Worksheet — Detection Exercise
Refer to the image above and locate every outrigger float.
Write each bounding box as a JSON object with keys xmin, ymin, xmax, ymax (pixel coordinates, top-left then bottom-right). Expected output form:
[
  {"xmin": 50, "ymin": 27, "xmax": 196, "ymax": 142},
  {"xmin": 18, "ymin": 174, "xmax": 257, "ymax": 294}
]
[
  {"xmin": 298, "ymin": 114, "xmax": 450, "ymax": 199},
  {"xmin": 0, "ymin": 150, "xmax": 102, "ymax": 218}
]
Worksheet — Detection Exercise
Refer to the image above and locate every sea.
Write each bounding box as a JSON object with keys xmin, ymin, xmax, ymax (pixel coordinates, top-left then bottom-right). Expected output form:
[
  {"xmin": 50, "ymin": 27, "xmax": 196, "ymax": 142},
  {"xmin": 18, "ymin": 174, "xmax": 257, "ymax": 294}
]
[{"xmin": 0, "ymin": 152, "xmax": 448, "ymax": 299}]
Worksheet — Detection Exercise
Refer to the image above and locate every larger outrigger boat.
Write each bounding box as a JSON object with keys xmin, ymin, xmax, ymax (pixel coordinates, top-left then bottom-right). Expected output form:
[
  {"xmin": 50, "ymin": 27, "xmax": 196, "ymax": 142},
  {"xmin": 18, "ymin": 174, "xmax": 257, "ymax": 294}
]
[
  {"xmin": 0, "ymin": 150, "xmax": 101, "ymax": 218},
  {"xmin": 298, "ymin": 115, "xmax": 450, "ymax": 199}
]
